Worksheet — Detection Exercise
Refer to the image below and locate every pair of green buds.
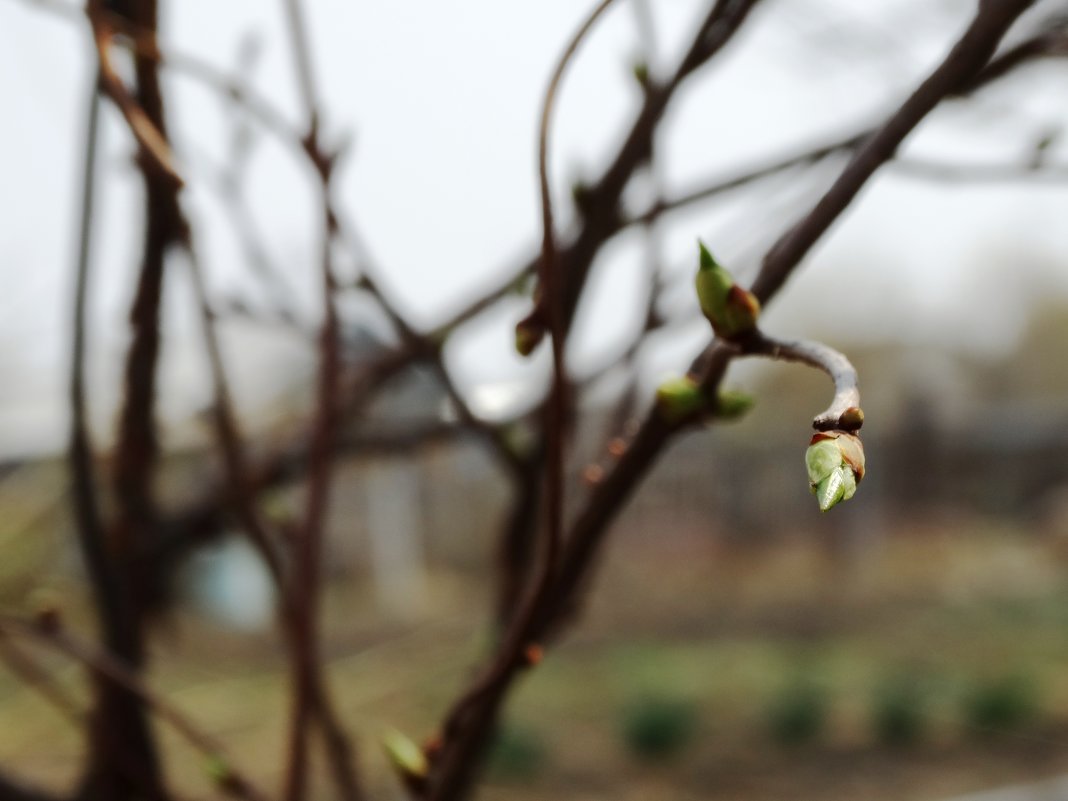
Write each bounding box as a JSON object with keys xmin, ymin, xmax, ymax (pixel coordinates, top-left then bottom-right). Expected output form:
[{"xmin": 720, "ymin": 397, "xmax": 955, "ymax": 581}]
[
  {"xmin": 652, "ymin": 243, "xmax": 763, "ymax": 423},
  {"xmin": 655, "ymin": 376, "xmax": 753, "ymax": 424},
  {"xmin": 805, "ymin": 430, "xmax": 865, "ymax": 513}
]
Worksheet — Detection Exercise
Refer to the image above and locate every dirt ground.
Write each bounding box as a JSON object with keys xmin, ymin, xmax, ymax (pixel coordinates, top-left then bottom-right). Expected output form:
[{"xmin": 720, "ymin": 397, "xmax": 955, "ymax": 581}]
[{"xmin": 3, "ymin": 520, "xmax": 1068, "ymax": 800}]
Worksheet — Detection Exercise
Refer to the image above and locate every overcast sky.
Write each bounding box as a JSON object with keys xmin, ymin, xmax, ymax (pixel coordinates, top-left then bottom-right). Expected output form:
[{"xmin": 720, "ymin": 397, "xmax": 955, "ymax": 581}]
[{"xmin": 2, "ymin": 0, "xmax": 1068, "ymax": 456}]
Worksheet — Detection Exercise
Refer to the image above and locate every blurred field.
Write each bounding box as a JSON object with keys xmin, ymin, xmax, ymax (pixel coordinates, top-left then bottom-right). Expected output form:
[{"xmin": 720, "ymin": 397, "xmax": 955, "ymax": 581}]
[{"xmin": 4, "ymin": 516, "xmax": 1068, "ymax": 801}]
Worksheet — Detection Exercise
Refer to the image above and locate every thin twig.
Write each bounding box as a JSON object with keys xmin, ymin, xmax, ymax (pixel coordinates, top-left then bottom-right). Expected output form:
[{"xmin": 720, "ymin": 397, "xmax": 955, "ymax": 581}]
[
  {"xmin": 744, "ymin": 333, "xmax": 862, "ymax": 431},
  {"xmin": 539, "ymin": 0, "xmax": 622, "ymax": 577},
  {"xmin": 86, "ymin": 3, "xmax": 182, "ymax": 187},
  {"xmin": 278, "ymin": 4, "xmax": 364, "ymax": 801},
  {"xmin": 181, "ymin": 248, "xmax": 287, "ymax": 586},
  {"xmin": 0, "ymin": 632, "xmax": 83, "ymax": 726}
]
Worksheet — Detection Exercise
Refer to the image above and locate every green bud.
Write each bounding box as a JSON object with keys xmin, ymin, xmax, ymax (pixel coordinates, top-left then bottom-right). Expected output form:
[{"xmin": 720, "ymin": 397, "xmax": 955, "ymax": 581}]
[
  {"xmin": 382, "ymin": 728, "xmax": 429, "ymax": 781},
  {"xmin": 515, "ymin": 318, "xmax": 544, "ymax": 356},
  {"xmin": 204, "ymin": 755, "xmax": 231, "ymax": 785},
  {"xmin": 694, "ymin": 241, "xmax": 760, "ymax": 338},
  {"xmin": 571, "ymin": 180, "xmax": 594, "ymax": 216},
  {"xmin": 655, "ymin": 376, "xmax": 706, "ymax": 423},
  {"xmin": 631, "ymin": 61, "xmax": 650, "ymax": 87},
  {"xmin": 713, "ymin": 389, "xmax": 755, "ymax": 420},
  {"xmin": 805, "ymin": 431, "xmax": 865, "ymax": 512}
]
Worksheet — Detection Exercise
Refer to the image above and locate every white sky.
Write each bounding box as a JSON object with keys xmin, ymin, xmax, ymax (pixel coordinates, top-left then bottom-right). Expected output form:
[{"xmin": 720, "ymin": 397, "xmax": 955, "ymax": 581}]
[{"xmin": 2, "ymin": 0, "xmax": 1068, "ymax": 456}]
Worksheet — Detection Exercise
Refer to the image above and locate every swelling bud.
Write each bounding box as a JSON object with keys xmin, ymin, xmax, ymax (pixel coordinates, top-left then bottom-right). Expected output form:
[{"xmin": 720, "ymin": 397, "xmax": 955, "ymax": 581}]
[
  {"xmin": 694, "ymin": 241, "xmax": 760, "ymax": 339},
  {"xmin": 805, "ymin": 430, "xmax": 865, "ymax": 512},
  {"xmin": 382, "ymin": 728, "xmax": 429, "ymax": 794},
  {"xmin": 655, "ymin": 376, "xmax": 706, "ymax": 423}
]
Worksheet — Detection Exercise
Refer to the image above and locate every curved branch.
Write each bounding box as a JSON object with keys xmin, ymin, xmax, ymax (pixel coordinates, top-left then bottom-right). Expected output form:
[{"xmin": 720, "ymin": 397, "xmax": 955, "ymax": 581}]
[
  {"xmin": 745, "ymin": 334, "xmax": 863, "ymax": 431},
  {"xmin": 537, "ymin": 0, "xmax": 620, "ymax": 617}
]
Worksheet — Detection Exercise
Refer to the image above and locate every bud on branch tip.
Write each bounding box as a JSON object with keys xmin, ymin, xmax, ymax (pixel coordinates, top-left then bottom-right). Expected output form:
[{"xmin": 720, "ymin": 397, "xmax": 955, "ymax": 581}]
[{"xmin": 805, "ymin": 430, "xmax": 865, "ymax": 512}]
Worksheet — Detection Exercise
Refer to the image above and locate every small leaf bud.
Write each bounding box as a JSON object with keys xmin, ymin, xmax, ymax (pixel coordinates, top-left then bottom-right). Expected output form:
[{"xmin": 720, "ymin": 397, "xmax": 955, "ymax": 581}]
[
  {"xmin": 382, "ymin": 728, "xmax": 429, "ymax": 793},
  {"xmin": 805, "ymin": 430, "xmax": 865, "ymax": 512},
  {"xmin": 655, "ymin": 376, "xmax": 706, "ymax": 423},
  {"xmin": 713, "ymin": 389, "xmax": 755, "ymax": 420},
  {"xmin": 694, "ymin": 241, "xmax": 760, "ymax": 338}
]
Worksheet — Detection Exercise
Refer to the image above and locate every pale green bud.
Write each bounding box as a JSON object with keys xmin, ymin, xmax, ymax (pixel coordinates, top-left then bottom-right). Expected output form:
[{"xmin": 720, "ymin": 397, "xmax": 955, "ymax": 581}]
[
  {"xmin": 204, "ymin": 755, "xmax": 231, "ymax": 785},
  {"xmin": 382, "ymin": 728, "xmax": 429, "ymax": 785},
  {"xmin": 515, "ymin": 318, "xmax": 544, "ymax": 356},
  {"xmin": 713, "ymin": 389, "xmax": 755, "ymax": 420},
  {"xmin": 655, "ymin": 376, "xmax": 706, "ymax": 423},
  {"xmin": 694, "ymin": 241, "xmax": 760, "ymax": 338},
  {"xmin": 631, "ymin": 61, "xmax": 650, "ymax": 87},
  {"xmin": 805, "ymin": 431, "xmax": 865, "ymax": 512}
]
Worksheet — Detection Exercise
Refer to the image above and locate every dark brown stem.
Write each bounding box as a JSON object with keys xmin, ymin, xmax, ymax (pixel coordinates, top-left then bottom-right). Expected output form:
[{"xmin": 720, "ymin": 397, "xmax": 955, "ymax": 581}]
[
  {"xmin": 184, "ymin": 247, "xmax": 286, "ymax": 586},
  {"xmin": 539, "ymin": 0, "xmax": 620, "ymax": 573},
  {"xmin": 72, "ymin": 11, "xmax": 173, "ymax": 796},
  {"xmin": 425, "ymin": 6, "xmax": 761, "ymax": 800},
  {"xmin": 279, "ymin": 5, "xmax": 364, "ymax": 801},
  {"xmin": 86, "ymin": 4, "xmax": 181, "ymax": 187},
  {"xmin": 0, "ymin": 773, "xmax": 62, "ymax": 801}
]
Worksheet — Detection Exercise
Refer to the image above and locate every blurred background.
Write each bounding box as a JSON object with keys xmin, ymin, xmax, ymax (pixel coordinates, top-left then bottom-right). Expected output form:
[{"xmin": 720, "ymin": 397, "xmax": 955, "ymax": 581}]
[{"xmin": 3, "ymin": 0, "xmax": 1068, "ymax": 799}]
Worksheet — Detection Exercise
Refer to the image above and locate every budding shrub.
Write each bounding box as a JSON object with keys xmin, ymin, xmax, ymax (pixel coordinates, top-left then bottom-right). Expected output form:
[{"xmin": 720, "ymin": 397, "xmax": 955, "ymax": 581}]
[
  {"xmin": 620, "ymin": 695, "xmax": 698, "ymax": 761},
  {"xmin": 963, "ymin": 675, "xmax": 1038, "ymax": 736}
]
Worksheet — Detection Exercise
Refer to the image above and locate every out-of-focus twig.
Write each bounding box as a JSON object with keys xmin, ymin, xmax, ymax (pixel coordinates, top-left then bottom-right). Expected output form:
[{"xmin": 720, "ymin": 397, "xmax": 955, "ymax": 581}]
[
  {"xmin": 277, "ymin": 4, "xmax": 365, "ymax": 801},
  {"xmin": 86, "ymin": 3, "xmax": 182, "ymax": 187}
]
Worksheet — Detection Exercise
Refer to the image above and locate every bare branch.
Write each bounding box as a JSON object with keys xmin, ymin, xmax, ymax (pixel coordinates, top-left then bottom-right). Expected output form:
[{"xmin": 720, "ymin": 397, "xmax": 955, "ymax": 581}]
[
  {"xmin": 753, "ymin": 0, "xmax": 1038, "ymax": 302},
  {"xmin": 744, "ymin": 334, "xmax": 863, "ymax": 431}
]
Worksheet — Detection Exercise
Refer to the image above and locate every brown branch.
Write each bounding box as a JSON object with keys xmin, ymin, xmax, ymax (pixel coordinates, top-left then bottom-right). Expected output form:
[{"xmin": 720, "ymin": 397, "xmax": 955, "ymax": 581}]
[
  {"xmin": 959, "ymin": 24, "xmax": 1068, "ymax": 92},
  {"xmin": 744, "ymin": 333, "xmax": 863, "ymax": 431},
  {"xmin": 0, "ymin": 631, "xmax": 83, "ymax": 727},
  {"xmin": 425, "ymin": 4, "xmax": 1040, "ymax": 799},
  {"xmin": 86, "ymin": 4, "xmax": 182, "ymax": 187},
  {"xmin": 0, "ymin": 773, "xmax": 63, "ymax": 801},
  {"xmin": 184, "ymin": 246, "xmax": 287, "ymax": 587},
  {"xmin": 538, "ymin": 0, "xmax": 620, "ymax": 590},
  {"xmin": 889, "ymin": 155, "xmax": 1068, "ymax": 182},
  {"xmin": 278, "ymin": 4, "xmax": 364, "ymax": 801},
  {"xmin": 520, "ymin": 0, "xmax": 762, "ymax": 351},
  {"xmin": 70, "ymin": 13, "xmax": 173, "ymax": 797},
  {"xmin": 335, "ymin": 220, "xmax": 526, "ymax": 477},
  {"xmin": 550, "ymin": 0, "xmax": 1040, "ymax": 625},
  {"xmin": 67, "ymin": 64, "xmax": 135, "ymax": 685},
  {"xmin": 752, "ymin": 0, "xmax": 1038, "ymax": 302},
  {"xmin": 425, "ymin": 6, "xmax": 768, "ymax": 801}
]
